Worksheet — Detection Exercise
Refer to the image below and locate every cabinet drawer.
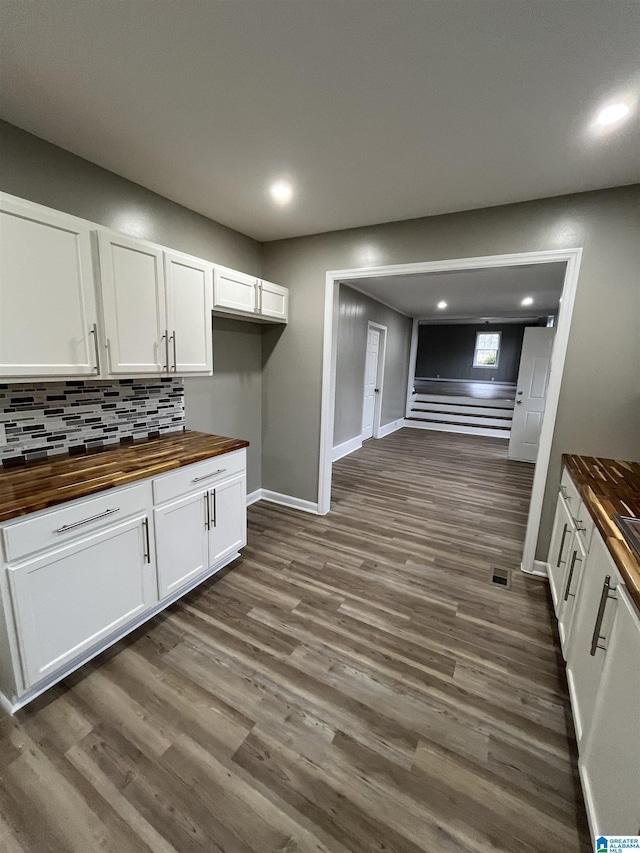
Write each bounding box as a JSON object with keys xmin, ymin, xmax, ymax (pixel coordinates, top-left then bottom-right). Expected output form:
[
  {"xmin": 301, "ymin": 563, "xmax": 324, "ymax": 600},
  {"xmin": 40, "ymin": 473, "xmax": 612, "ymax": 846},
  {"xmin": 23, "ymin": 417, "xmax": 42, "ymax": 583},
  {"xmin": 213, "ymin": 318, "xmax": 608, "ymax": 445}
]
[
  {"xmin": 2, "ymin": 481, "xmax": 151, "ymax": 563},
  {"xmin": 560, "ymin": 468, "xmax": 580, "ymax": 510},
  {"xmin": 153, "ymin": 449, "xmax": 246, "ymax": 505}
]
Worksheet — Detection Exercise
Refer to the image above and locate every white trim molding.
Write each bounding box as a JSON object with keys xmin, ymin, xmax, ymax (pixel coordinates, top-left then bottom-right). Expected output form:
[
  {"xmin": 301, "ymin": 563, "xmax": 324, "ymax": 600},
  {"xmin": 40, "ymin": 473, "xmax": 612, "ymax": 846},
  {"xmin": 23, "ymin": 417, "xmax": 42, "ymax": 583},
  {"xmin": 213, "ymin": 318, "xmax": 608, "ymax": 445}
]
[
  {"xmin": 530, "ymin": 560, "xmax": 549, "ymax": 578},
  {"xmin": 377, "ymin": 419, "xmax": 404, "ymax": 438},
  {"xmin": 332, "ymin": 435, "xmax": 363, "ymax": 462},
  {"xmin": 318, "ymin": 248, "xmax": 583, "ymax": 576},
  {"xmin": 259, "ymin": 490, "xmax": 319, "ymax": 515},
  {"xmin": 246, "ymin": 489, "xmax": 263, "ymax": 507}
]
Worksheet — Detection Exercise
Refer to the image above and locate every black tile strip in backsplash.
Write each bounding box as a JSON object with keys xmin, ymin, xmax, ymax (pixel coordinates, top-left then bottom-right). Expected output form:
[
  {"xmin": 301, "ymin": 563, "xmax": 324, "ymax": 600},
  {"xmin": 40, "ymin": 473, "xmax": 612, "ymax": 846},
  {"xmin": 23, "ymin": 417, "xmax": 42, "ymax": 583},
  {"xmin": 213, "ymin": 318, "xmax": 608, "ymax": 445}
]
[{"xmin": 0, "ymin": 379, "xmax": 185, "ymax": 466}]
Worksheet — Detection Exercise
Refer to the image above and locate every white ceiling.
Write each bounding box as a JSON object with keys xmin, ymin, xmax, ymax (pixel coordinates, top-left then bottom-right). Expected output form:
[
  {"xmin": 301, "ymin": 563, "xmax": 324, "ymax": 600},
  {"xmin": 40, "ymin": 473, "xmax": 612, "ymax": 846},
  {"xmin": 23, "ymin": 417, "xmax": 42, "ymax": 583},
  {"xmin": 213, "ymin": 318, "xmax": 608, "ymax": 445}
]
[
  {"xmin": 345, "ymin": 263, "xmax": 566, "ymax": 320},
  {"xmin": 1, "ymin": 2, "xmax": 639, "ymax": 242}
]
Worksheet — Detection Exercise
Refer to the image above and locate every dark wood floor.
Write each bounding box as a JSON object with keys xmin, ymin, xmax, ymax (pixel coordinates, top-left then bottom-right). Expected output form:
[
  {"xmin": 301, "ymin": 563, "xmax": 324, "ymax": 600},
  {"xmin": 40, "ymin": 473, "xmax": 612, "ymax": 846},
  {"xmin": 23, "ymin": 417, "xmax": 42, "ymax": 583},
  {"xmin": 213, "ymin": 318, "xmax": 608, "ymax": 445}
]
[
  {"xmin": 0, "ymin": 430, "xmax": 590, "ymax": 852},
  {"xmin": 414, "ymin": 379, "xmax": 516, "ymax": 400}
]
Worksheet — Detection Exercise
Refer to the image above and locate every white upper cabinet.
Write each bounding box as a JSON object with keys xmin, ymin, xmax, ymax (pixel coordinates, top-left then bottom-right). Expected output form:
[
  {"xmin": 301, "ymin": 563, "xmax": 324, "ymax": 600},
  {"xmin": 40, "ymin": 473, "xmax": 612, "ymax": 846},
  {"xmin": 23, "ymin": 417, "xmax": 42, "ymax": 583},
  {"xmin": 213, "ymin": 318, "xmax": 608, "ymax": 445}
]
[
  {"xmin": 164, "ymin": 251, "xmax": 213, "ymax": 374},
  {"xmin": 213, "ymin": 267, "xmax": 258, "ymax": 315},
  {"xmin": 259, "ymin": 279, "xmax": 289, "ymax": 322},
  {"xmin": 213, "ymin": 266, "xmax": 289, "ymax": 324},
  {"xmin": 0, "ymin": 194, "xmax": 99, "ymax": 378},
  {"xmin": 98, "ymin": 231, "xmax": 166, "ymax": 375}
]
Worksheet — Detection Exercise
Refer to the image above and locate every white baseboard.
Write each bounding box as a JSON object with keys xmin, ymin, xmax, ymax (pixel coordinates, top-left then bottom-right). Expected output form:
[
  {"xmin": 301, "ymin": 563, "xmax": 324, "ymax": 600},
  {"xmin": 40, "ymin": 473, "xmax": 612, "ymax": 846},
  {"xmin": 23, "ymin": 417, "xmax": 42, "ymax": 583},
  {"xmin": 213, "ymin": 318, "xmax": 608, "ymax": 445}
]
[
  {"xmin": 521, "ymin": 559, "xmax": 549, "ymax": 578},
  {"xmin": 246, "ymin": 488, "xmax": 262, "ymax": 506},
  {"xmin": 376, "ymin": 419, "xmax": 404, "ymax": 438},
  {"xmin": 259, "ymin": 489, "xmax": 319, "ymax": 515},
  {"xmin": 332, "ymin": 434, "xmax": 363, "ymax": 462},
  {"xmin": 403, "ymin": 419, "xmax": 510, "ymax": 440}
]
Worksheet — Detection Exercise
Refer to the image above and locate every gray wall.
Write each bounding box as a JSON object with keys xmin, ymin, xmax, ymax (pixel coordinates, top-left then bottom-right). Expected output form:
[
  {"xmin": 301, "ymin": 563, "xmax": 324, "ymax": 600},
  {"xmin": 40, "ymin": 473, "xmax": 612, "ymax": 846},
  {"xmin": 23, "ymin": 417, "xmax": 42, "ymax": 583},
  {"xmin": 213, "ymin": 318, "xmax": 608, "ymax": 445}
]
[
  {"xmin": 0, "ymin": 120, "xmax": 264, "ymax": 491},
  {"xmin": 334, "ymin": 285, "xmax": 412, "ymax": 446},
  {"xmin": 261, "ymin": 185, "xmax": 640, "ymax": 559},
  {"xmin": 416, "ymin": 321, "xmax": 542, "ymax": 384}
]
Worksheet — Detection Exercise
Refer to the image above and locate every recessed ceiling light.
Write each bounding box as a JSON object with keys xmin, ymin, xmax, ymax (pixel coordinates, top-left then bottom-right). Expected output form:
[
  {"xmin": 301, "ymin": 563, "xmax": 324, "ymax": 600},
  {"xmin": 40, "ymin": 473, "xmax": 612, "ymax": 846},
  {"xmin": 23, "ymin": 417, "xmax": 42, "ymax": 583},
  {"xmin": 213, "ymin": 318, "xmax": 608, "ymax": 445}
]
[
  {"xmin": 595, "ymin": 102, "xmax": 630, "ymax": 127},
  {"xmin": 437, "ymin": 301, "xmax": 447, "ymax": 309},
  {"xmin": 521, "ymin": 297, "xmax": 534, "ymax": 306},
  {"xmin": 269, "ymin": 179, "xmax": 294, "ymax": 206}
]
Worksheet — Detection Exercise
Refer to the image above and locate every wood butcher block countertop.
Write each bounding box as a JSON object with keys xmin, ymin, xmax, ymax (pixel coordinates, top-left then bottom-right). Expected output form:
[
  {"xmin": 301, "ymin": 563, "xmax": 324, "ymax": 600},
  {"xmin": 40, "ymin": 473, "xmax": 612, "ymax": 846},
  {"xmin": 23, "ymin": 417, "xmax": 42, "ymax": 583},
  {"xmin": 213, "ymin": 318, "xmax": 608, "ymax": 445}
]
[
  {"xmin": 0, "ymin": 431, "xmax": 249, "ymax": 524},
  {"xmin": 564, "ymin": 454, "xmax": 640, "ymax": 611}
]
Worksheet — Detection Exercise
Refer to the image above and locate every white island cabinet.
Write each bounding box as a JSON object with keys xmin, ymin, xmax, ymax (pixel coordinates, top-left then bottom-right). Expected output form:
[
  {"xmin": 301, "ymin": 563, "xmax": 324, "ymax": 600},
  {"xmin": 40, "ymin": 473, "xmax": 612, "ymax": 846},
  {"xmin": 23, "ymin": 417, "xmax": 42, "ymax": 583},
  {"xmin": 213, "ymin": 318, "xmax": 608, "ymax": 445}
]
[{"xmin": 0, "ymin": 447, "xmax": 247, "ymax": 713}]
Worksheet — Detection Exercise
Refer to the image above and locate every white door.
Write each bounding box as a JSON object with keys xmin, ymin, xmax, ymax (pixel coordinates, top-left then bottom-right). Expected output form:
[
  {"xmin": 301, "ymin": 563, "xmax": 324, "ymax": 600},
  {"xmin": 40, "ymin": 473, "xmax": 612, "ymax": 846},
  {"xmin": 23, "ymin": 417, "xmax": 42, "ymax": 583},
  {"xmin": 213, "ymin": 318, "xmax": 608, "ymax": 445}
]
[
  {"xmin": 566, "ymin": 533, "xmax": 620, "ymax": 745},
  {"xmin": 98, "ymin": 232, "xmax": 166, "ymax": 375},
  {"xmin": 213, "ymin": 268, "xmax": 258, "ymax": 315},
  {"xmin": 9, "ymin": 516, "xmax": 155, "ymax": 688},
  {"xmin": 508, "ymin": 327, "xmax": 555, "ymax": 462},
  {"xmin": 579, "ymin": 585, "xmax": 640, "ymax": 838},
  {"xmin": 0, "ymin": 195, "xmax": 99, "ymax": 378},
  {"xmin": 259, "ymin": 280, "xmax": 289, "ymax": 322},
  {"xmin": 547, "ymin": 493, "xmax": 576, "ymax": 617},
  {"xmin": 361, "ymin": 328, "xmax": 381, "ymax": 441},
  {"xmin": 208, "ymin": 474, "xmax": 246, "ymax": 567},
  {"xmin": 164, "ymin": 251, "xmax": 213, "ymax": 374},
  {"xmin": 154, "ymin": 490, "xmax": 210, "ymax": 599}
]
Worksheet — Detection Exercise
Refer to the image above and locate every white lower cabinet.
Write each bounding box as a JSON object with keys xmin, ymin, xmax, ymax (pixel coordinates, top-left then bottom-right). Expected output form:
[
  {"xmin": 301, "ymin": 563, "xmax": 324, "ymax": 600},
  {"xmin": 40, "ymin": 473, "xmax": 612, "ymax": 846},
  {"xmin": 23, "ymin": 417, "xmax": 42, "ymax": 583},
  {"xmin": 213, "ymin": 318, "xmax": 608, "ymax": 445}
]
[
  {"xmin": 547, "ymin": 493, "xmax": 575, "ymax": 614},
  {"xmin": 557, "ymin": 531, "xmax": 586, "ymax": 653},
  {"xmin": 154, "ymin": 471, "xmax": 246, "ymax": 600},
  {"xmin": 565, "ymin": 532, "xmax": 620, "ymax": 745},
  {"xmin": 154, "ymin": 489, "xmax": 210, "ymax": 599},
  {"xmin": 9, "ymin": 515, "xmax": 155, "ymax": 688},
  {"xmin": 579, "ymin": 585, "xmax": 640, "ymax": 839},
  {"xmin": 0, "ymin": 448, "xmax": 247, "ymax": 711}
]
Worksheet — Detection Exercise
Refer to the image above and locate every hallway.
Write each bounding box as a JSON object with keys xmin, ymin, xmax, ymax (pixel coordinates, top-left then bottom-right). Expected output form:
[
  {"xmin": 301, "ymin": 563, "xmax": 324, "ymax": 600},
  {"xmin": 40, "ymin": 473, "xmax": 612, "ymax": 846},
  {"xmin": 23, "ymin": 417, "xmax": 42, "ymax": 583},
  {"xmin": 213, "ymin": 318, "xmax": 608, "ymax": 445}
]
[{"xmin": 0, "ymin": 430, "xmax": 590, "ymax": 852}]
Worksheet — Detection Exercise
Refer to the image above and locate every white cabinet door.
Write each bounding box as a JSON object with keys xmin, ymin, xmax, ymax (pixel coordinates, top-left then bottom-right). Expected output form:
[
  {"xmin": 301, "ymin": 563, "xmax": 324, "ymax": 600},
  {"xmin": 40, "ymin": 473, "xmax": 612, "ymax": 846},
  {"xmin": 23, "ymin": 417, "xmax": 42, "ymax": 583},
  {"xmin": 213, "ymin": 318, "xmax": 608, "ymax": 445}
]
[
  {"xmin": 9, "ymin": 516, "xmax": 155, "ymax": 688},
  {"xmin": 208, "ymin": 474, "xmax": 246, "ymax": 566},
  {"xmin": 165, "ymin": 251, "xmax": 212, "ymax": 374},
  {"xmin": 580, "ymin": 585, "xmax": 640, "ymax": 839},
  {"xmin": 98, "ymin": 232, "xmax": 166, "ymax": 375},
  {"xmin": 259, "ymin": 279, "xmax": 289, "ymax": 322},
  {"xmin": 566, "ymin": 532, "xmax": 620, "ymax": 745},
  {"xmin": 557, "ymin": 531, "xmax": 586, "ymax": 653},
  {"xmin": 213, "ymin": 268, "xmax": 258, "ymax": 315},
  {"xmin": 154, "ymin": 490, "xmax": 210, "ymax": 599},
  {"xmin": 547, "ymin": 493, "xmax": 575, "ymax": 614},
  {"xmin": 0, "ymin": 195, "xmax": 99, "ymax": 378}
]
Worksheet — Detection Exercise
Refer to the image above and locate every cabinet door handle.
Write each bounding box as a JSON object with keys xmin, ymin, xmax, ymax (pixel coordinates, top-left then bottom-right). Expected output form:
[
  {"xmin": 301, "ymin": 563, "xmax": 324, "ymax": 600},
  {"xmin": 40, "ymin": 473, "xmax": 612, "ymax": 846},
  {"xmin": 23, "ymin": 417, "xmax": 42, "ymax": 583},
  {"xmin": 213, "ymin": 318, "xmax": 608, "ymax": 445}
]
[
  {"xmin": 55, "ymin": 507, "xmax": 120, "ymax": 533},
  {"xmin": 191, "ymin": 468, "xmax": 226, "ymax": 484},
  {"xmin": 90, "ymin": 323, "xmax": 100, "ymax": 373},
  {"xmin": 172, "ymin": 330, "xmax": 177, "ymax": 372},
  {"xmin": 211, "ymin": 488, "xmax": 217, "ymax": 528},
  {"xmin": 142, "ymin": 517, "xmax": 151, "ymax": 563},
  {"xmin": 590, "ymin": 575, "xmax": 616, "ymax": 656},
  {"xmin": 575, "ymin": 518, "xmax": 586, "ymax": 532},
  {"xmin": 204, "ymin": 492, "xmax": 210, "ymax": 530},
  {"xmin": 163, "ymin": 329, "xmax": 170, "ymax": 372},
  {"xmin": 556, "ymin": 523, "xmax": 568, "ymax": 567},
  {"xmin": 563, "ymin": 550, "xmax": 579, "ymax": 601}
]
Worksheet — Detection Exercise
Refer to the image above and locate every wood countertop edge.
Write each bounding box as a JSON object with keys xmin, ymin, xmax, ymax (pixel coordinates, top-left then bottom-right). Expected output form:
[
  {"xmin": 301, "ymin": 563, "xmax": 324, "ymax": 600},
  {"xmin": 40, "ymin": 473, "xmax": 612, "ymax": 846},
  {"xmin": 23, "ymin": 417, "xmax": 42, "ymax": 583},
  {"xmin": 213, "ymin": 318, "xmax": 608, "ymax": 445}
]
[
  {"xmin": 563, "ymin": 454, "xmax": 640, "ymax": 612},
  {"xmin": 0, "ymin": 431, "xmax": 250, "ymax": 524}
]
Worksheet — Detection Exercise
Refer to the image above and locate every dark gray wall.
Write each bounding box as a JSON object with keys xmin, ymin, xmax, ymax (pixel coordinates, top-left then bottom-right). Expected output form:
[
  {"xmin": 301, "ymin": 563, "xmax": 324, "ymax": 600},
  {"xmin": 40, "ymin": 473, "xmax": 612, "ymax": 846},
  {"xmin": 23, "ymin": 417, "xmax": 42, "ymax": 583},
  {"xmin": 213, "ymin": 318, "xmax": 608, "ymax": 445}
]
[
  {"xmin": 0, "ymin": 120, "xmax": 264, "ymax": 492},
  {"xmin": 416, "ymin": 322, "xmax": 540, "ymax": 383},
  {"xmin": 334, "ymin": 285, "xmax": 412, "ymax": 446},
  {"xmin": 261, "ymin": 185, "xmax": 640, "ymax": 559}
]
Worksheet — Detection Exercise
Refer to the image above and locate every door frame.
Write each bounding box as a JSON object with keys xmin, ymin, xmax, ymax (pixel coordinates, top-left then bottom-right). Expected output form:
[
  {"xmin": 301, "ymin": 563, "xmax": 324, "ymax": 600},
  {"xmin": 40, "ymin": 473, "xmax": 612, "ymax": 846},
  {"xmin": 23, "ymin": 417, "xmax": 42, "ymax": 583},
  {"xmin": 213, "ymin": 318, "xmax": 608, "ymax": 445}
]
[
  {"xmin": 318, "ymin": 248, "xmax": 583, "ymax": 575},
  {"xmin": 361, "ymin": 321, "xmax": 387, "ymax": 440}
]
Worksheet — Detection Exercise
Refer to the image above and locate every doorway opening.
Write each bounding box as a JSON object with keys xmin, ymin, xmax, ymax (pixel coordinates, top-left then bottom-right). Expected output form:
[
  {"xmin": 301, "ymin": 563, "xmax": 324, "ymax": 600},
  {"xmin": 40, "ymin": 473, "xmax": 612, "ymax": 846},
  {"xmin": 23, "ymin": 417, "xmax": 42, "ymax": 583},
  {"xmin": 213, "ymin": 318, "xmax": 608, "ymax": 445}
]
[
  {"xmin": 362, "ymin": 322, "xmax": 387, "ymax": 442},
  {"xmin": 319, "ymin": 249, "xmax": 582, "ymax": 575}
]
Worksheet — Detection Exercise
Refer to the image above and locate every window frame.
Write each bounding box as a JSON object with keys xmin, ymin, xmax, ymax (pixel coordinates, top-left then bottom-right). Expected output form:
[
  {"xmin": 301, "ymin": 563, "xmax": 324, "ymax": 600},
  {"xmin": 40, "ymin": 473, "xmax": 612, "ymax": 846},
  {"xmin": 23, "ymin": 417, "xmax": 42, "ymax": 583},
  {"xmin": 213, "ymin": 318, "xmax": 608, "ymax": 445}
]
[{"xmin": 473, "ymin": 331, "xmax": 501, "ymax": 369}]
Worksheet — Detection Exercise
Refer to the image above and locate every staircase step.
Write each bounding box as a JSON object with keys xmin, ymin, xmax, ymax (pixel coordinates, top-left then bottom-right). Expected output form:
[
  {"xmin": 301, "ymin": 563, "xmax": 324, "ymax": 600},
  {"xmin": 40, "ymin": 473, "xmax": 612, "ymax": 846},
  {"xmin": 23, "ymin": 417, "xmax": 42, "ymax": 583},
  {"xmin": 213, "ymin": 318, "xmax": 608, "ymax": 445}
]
[
  {"xmin": 404, "ymin": 419, "xmax": 511, "ymax": 439},
  {"xmin": 409, "ymin": 410, "xmax": 513, "ymax": 429},
  {"xmin": 412, "ymin": 402, "xmax": 515, "ymax": 418},
  {"xmin": 413, "ymin": 393, "xmax": 514, "ymax": 409}
]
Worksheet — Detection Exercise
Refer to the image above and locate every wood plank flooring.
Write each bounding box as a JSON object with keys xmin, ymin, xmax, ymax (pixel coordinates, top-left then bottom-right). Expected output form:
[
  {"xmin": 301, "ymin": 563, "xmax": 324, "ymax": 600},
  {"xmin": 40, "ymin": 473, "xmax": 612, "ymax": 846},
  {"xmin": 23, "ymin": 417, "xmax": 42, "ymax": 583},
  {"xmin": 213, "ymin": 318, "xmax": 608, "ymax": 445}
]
[{"xmin": 0, "ymin": 429, "xmax": 591, "ymax": 852}]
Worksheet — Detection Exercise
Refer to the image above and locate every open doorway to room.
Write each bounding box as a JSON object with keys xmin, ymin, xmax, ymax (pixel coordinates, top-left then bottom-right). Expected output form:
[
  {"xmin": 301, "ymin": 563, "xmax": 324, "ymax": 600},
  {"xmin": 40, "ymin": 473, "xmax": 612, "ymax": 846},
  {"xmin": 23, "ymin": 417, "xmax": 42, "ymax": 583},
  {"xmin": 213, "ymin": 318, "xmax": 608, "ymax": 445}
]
[{"xmin": 319, "ymin": 249, "xmax": 582, "ymax": 575}]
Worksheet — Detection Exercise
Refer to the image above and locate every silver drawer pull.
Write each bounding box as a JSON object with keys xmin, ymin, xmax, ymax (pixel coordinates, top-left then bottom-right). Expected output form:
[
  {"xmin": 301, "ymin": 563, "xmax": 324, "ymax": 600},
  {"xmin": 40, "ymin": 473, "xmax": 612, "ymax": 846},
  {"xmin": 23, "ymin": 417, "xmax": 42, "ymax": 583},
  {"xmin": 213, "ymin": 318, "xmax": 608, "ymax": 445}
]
[
  {"xmin": 191, "ymin": 468, "xmax": 226, "ymax": 484},
  {"xmin": 556, "ymin": 523, "xmax": 569, "ymax": 567},
  {"xmin": 590, "ymin": 575, "xmax": 617, "ymax": 656},
  {"xmin": 563, "ymin": 550, "xmax": 580, "ymax": 601},
  {"xmin": 55, "ymin": 507, "xmax": 120, "ymax": 533}
]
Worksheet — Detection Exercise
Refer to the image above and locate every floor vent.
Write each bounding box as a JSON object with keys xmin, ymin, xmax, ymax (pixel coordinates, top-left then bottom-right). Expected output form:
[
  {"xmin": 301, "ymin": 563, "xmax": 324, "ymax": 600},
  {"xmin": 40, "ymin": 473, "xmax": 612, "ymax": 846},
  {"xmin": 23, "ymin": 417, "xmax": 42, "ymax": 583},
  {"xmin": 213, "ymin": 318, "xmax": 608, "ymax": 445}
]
[{"xmin": 491, "ymin": 567, "xmax": 512, "ymax": 589}]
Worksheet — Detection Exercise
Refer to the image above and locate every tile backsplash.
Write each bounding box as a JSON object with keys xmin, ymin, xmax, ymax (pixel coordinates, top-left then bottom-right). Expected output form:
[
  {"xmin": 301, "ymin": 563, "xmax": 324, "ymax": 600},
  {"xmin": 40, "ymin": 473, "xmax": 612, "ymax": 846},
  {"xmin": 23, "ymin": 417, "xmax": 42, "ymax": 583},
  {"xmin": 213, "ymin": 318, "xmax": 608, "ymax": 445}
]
[{"xmin": 0, "ymin": 378, "xmax": 185, "ymax": 466}]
